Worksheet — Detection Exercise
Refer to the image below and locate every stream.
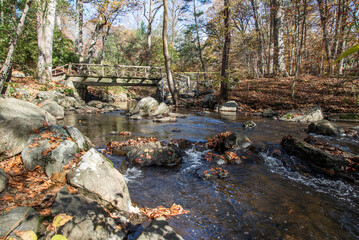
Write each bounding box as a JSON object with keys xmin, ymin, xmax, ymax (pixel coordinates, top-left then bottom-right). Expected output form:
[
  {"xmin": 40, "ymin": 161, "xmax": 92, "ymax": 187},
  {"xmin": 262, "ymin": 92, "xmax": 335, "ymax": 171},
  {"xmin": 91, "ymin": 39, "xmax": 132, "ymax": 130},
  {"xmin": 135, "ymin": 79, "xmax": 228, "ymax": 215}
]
[{"xmin": 62, "ymin": 111, "xmax": 359, "ymax": 240}]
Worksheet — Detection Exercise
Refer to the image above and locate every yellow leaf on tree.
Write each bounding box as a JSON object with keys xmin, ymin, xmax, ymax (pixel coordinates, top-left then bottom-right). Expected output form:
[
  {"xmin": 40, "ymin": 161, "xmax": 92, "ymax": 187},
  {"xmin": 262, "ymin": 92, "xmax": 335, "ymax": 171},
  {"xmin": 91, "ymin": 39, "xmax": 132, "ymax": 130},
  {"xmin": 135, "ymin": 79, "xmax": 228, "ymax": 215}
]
[
  {"xmin": 52, "ymin": 214, "xmax": 74, "ymax": 229},
  {"xmin": 14, "ymin": 230, "xmax": 37, "ymax": 240}
]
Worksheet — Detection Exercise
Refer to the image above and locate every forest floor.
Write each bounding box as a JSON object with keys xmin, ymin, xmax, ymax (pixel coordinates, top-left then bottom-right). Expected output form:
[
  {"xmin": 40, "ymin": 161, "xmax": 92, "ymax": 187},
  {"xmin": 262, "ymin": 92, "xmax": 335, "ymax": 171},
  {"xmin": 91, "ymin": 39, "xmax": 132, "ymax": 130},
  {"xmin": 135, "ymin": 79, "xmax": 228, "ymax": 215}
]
[
  {"xmin": 7, "ymin": 73, "xmax": 359, "ymax": 115},
  {"xmin": 217, "ymin": 74, "xmax": 359, "ymax": 115}
]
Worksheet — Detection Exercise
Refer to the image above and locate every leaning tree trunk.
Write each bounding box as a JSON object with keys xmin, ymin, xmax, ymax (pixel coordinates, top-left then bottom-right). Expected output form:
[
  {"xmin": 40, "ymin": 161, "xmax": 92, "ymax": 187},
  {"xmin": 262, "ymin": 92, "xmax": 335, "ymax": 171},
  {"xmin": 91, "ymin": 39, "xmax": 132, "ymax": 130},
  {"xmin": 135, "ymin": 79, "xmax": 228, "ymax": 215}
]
[
  {"xmin": 163, "ymin": 0, "xmax": 178, "ymax": 107},
  {"xmin": 36, "ymin": 0, "xmax": 57, "ymax": 83},
  {"xmin": 0, "ymin": 0, "xmax": 32, "ymax": 93},
  {"xmin": 75, "ymin": 0, "xmax": 84, "ymax": 63},
  {"xmin": 84, "ymin": 19, "xmax": 107, "ymax": 64},
  {"xmin": 220, "ymin": 0, "xmax": 231, "ymax": 101}
]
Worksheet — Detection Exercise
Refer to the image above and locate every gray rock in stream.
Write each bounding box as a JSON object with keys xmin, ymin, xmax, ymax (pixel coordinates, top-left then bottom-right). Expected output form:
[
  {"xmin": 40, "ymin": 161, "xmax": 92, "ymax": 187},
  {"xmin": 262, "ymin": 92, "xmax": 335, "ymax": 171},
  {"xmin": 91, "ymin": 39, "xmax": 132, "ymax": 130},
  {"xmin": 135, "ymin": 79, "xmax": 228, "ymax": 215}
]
[
  {"xmin": 0, "ymin": 168, "xmax": 7, "ymax": 193},
  {"xmin": 0, "ymin": 207, "xmax": 39, "ymax": 239},
  {"xmin": 51, "ymin": 187, "xmax": 126, "ymax": 240},
  {"xmin": 137, "ymin": 217, "xmax": 184, "ymax": 240},
  {"xmin": 21, "ymin": 125, "xmax": 83, "ymax": 176},
  {"xmin": 40, "ymin": 99, "xmax": 65, "ymax": 120},
  {"xmin": 68, "ymin": 148, "xmax": 136, "ymax": 214},
  {"xmin": 279, "ymin": 106, "xmax": 324, "ymax": 123},
  {"xmin": 308, "ymin": 120, "xmax": 344, "ymax": 136},
  {"xmin": 130, "ymin": 97, "xmax": 159, "ymax": 116},
  {"xmin": 0, "ymin": 98, "xmax": 57, "ymax": 161}
]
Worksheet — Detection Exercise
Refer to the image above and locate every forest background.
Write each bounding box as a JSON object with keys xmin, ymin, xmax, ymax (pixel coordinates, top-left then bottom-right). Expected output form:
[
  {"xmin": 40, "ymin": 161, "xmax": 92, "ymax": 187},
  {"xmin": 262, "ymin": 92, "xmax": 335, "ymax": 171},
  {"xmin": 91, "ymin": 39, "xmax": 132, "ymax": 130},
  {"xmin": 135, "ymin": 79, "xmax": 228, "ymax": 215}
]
[{"xmin": 0, "ymin": 0, "xmax": 358, "ymax": 109}]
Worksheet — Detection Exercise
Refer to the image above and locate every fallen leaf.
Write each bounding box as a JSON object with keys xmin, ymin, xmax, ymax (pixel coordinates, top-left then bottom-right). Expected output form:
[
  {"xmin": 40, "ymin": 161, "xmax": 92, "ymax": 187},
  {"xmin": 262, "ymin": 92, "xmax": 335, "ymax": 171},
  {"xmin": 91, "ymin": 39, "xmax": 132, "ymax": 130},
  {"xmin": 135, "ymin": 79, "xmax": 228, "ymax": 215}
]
[
  {"xmin": 51, "ymin": 234, "xmax": 67, "ymax": 240},
  {"xmin": 52, "ymin": 214, "xmax": 74, "ymax": 229},
  {"xmin": 67, "ymin": 186, "xmax": 79, "ymax": 194},
  {"xmin": 14, "ymin": 230, "xmax": 37, "ymax": 240}
]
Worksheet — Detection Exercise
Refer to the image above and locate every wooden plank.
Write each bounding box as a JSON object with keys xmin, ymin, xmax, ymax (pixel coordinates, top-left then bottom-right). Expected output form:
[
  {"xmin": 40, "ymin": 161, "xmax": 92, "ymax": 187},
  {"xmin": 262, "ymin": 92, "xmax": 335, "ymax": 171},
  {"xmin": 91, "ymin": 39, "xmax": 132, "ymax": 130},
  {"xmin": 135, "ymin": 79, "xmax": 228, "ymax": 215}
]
[
  {"xmin": 78, "ymin": 82, "xmax": 158, "ymax": 87},
  {"xmin": 67, "ymin": 75, "xmax": 162, "ymax": 81}
]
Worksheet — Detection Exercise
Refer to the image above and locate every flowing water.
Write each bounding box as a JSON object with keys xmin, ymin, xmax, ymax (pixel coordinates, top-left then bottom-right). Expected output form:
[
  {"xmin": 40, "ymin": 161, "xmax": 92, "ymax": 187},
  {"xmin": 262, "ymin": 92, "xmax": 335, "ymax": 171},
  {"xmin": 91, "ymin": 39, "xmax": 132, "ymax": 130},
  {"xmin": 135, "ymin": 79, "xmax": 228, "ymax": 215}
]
[{"xmin": 62, "ymin": 111, "xmax": 359, "ymax": 240}]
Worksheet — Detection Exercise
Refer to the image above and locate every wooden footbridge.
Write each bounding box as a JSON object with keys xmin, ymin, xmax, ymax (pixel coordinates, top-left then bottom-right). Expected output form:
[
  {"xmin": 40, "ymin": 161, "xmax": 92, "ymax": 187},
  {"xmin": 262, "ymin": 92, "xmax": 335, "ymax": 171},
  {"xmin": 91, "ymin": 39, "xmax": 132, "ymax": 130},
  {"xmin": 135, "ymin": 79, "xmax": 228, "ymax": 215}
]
[
  {"xmin": 52, "ymin": 63, "xmax": 215, "ymax": 100},
  {"xmin": 54, "ymin": 63, "xmax": 164, "ymax": 87}
]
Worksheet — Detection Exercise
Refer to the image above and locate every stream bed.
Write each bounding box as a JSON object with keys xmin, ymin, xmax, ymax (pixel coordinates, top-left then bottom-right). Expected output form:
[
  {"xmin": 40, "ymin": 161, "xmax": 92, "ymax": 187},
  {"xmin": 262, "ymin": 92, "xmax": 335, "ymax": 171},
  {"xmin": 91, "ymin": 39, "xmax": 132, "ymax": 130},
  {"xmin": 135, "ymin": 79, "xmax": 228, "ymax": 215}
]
[{"xmin": 62, "ymin": 111, "xmax": 359, "ymax": 240}]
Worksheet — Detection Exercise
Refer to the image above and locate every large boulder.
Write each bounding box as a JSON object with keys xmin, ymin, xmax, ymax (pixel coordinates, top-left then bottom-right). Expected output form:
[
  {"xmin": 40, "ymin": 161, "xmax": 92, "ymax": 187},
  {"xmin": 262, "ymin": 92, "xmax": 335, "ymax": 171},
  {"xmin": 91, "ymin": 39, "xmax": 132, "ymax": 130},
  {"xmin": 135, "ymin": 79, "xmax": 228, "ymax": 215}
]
[
  {"xmin": 51, "ymin": 187, "xmax": 125, "ymax": 240},
  {"xmin": 0, "ymin": 168, "xmax": 7, "ymax": 193},
  {"xmin": 21, "ymin": 125, "xmax": 88, "ymax": 176},
  {"xmin": 281, "ymin": 135, "xmax": 349, "ymax": 179},
  {"xmin": 202, "ymin": 94, "xmax": 217, "ymax": 109},
  {"xmin": 219, "ymin": 101, "xmax": 238, "ymax": 112},
  {"xmin": 68, "ymin": 148, "xmax": 134, "ymax": 214},
  {"xmin": 279, "ymin": 106, "xmax": 324, "ymax": 123},
  {"xmin": 0, "ymin": 98, "xmax": 56, "ymax": 161},
  {"xmin": 308, "ymin": 120, "xmax": 344, "ymax": 136},
  {"xmin": 130, "ymin": 97, "xmax": 159, "ymax": 116},
  {"xmin": 40, "ymin": 99, "xmax": 65, "ymax": 120},
  {"xmin": 149, "ymin": 102, "xmax": 170, "ymax": 117},
  {"xmin": 113, "ymin": 141, "xmax": 182, "ymax": 167},
  {"xmin": 0, "ymin": 207, "xmax": 39, "ymax": 239},
  {"xmin": 137, "ymin": 217, "xmax": 183, "ymax": 240}
]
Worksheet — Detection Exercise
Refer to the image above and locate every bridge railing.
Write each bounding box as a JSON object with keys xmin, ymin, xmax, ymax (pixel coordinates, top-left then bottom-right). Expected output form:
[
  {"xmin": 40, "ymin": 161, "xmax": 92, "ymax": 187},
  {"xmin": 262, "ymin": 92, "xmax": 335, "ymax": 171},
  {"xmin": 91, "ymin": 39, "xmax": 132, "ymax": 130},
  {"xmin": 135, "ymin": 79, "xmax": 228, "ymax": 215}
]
[{"xmin": 67, "ymin": 63, "xmax": 164, "ymax": 80}]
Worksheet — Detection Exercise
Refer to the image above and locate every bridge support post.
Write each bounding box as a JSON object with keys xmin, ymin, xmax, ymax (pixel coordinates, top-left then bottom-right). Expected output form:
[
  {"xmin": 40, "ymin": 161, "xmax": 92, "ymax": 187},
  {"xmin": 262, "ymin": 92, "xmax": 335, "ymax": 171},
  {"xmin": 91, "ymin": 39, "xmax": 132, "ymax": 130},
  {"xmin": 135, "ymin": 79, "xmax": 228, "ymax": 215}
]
[{"xmin": 73, "ymin": 82, "xmax": 88, "ymax": 101}]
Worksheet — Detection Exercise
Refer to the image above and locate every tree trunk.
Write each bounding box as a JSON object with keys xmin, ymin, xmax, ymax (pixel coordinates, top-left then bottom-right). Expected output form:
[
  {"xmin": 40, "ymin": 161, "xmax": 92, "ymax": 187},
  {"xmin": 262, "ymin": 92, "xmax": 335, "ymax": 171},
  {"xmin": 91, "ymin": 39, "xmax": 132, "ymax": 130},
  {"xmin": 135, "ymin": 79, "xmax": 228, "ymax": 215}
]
[
  {"xmin": 0, "ymin": 0, "xmax": 3, "ymax": 26},
  {"xmin": 36, "ymin": 0, "xmax": 57, "ymax": 83},
  {"xmin": 100, "ymin": 25, "xmax": 111, "ymax": 65},
  {"xmin": 272, "ymin": 0, "xmax": 287, "ymax": 76},
  {"xmin": 75, "ymin": 0, "xmax": 84, "ymax": 63},
  {"xmin": 250, "ymin": 0, "xmax": 265, "ymax": 76},
  {"xmin": 317, "ymin": 0, "xmax": 332, "ymax": 67},
  {"xmin": 84, "ymin": 19, "xmax": 107, "ymax": 64},
  {"xmin": 193, "ymin": 0, "xmax": 207, "ymax": 76},
  {"xmin": 220, "ymin": 0, "xmax": 231, "ymax": 100},
  {"xmin": 0, "ymin": 0, "xmax": 32, "ymax": 93},
  {"xmin": 163, "ymin": 0, "xmax": 178, "ymax": 106},
  {"xmin": 146, "ymin": 0, "xmax": 153, "ymax": 66}
]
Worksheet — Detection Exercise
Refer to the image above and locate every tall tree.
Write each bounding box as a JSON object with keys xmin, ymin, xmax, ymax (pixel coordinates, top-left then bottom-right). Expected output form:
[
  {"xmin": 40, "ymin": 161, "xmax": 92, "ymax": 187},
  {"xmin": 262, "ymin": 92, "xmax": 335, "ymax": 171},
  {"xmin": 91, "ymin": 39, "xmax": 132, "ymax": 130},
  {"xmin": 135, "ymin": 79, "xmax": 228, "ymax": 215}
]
[
  {"xmin": 271, "ymin": 0, "xmax": 287, "ymax": 76},
  {"xmin": 163, "ymin": 0, "xmax": 178, "ymax": 106},
  {"xmin": 220, "ymin": 0, "xmax": 231, "ymax": 100},
  {"xmin": 75, "ymin": 0, "xmax": 84, "ymax": 63},
  {"xmin": 0, "ymin": 0, "xmax": 32, "ymax": 93},
  {"xmin": 250, "ymin": 0, "xmax": 265, "ymax": 75},
  {"xmin": 36, "ymin": 0, "xmax": 57, "ymax": 83}
]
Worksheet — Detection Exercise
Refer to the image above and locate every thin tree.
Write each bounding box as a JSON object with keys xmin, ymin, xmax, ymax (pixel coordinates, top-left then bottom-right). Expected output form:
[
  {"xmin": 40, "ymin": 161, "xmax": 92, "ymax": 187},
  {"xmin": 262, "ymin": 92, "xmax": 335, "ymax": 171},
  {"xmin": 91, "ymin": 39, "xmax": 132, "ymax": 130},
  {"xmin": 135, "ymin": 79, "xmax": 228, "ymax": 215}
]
[
  {"xmin": 220, "ymin": 0, "xmax": 231, "ymax": 100},
  {"xmin": 163, "ymin": 0, "xmax": 178, "ymax": 106},
  {"xmin": 144, "ymin": 0, "xmax": 161, "ymax": 66},
  {"xmin": 0, "ymin": 0, "xmax": 32, "ymax": 93},
  {"xmin": 75, "ymin": 0, "xmax": 84, "ymax": 63}
]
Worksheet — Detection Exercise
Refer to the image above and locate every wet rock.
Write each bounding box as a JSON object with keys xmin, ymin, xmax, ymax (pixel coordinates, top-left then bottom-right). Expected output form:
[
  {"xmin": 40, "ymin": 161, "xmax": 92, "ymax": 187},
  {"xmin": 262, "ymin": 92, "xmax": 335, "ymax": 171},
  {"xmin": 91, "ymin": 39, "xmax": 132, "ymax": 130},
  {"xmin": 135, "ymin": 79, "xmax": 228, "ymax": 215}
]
[
  {"xmin": 130, "ymin": 97, "xmax": 159, "ymax": 116},
  {"xmin": 0, "ymin": 168, "xmax": 7, "ymax": 193},
  {"xmin": 129, "ymin": 114, "xmax": 143, "ymax": 120},
  {"xmin": 219, "ymin": 101, "xmax": 238, "ymax": 112},
  {"xmin": 243, "ymin": 120, "xmax": 256, "ymax": 129},
  {"xmin": 168, "ymin": 113, "xmax": 188, "ymax": 118},
  {"xmin": 150, "ymin": 102, "xmax": 170, "ymax": 117},
  {"xmin": 0, "ymin": 207, "xmax": 39, "ymax": 239},
  {"xmin": 308, "ymin": 120, "xmax": 344, "ymax": 136},
  {"xmin": 153, "ymin": 117, "xmax": 177, "ymax": 123},
  {"xmin": 197, "ymin": 167, "xmax": 229, "ymax": 180},
  {"xmin": 87, "ymin": 100, "xmax": 103, "ymax": 109},
  {"xmin": 263, "ymin": 108, "xmax": 276, "ymax": 118},
  {"xmin": 68, "ymin": 148, "xmax": 134, "ymax": 214},
  {"xmin": 279, "ymin": 106, "xmax": 324, "ymax": 123},
  {"xmin": 0, "ymin": 98, "xmax": 57, "ymax": 161},
  {"xmin": 40, "ymin": 99, "xmax": 65, "ymax": 120},
  {"xmin": 51, "ymin": 187, "xmax": 126, "ymax": 240},
  {"xmin": 223, "ymin": 132, "xmax": 251, "ymax": 151},
  {"xmin": 281, "ymin": 135, "xmax": 352, "ymax": 181},
  {"xmin": 202, "ymin": 94, "xmax": 217, "ymax": 109},
  {"xmin": 137, "ymin": 217, "xmax": 183, "ymax": 240},
  {"xmin": 21, "ymin": 125, "xmax": 86, "ymax": 176},
  {"xmin": 115, "ymin": 142, "xmax": 182, "ymax": 167}
]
